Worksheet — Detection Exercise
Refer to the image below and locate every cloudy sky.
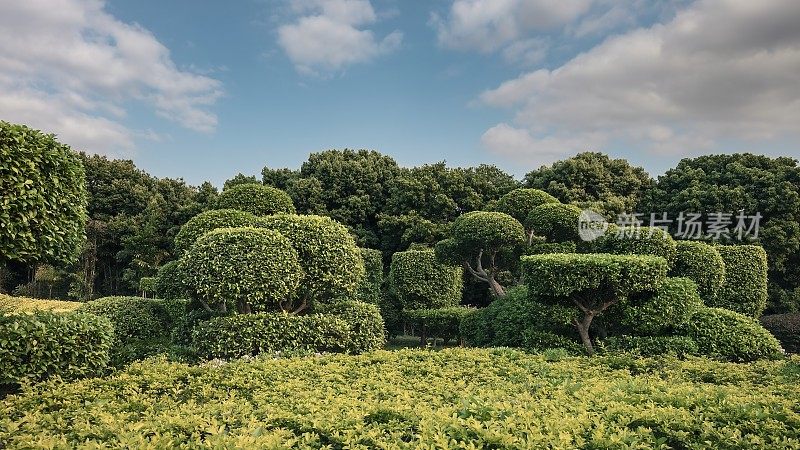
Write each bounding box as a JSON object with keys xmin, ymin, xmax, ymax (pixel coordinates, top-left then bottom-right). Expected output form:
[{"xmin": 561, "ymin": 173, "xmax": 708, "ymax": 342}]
[{"xmin": 1, "ymin": 0, "xmax": 798, "ymax": 186}]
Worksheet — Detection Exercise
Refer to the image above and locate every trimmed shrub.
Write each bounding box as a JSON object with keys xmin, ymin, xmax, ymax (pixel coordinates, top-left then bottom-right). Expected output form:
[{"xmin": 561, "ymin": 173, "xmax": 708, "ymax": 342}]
[
  {"xmin": 526, "ymin": 241, "xmax": 576, "ymax": 255},
  {"xmin": 378, "ymin": 291, "xmax": 404, "ymax": 338},
  {"xmin": 154, "ymin": 261, "xmax": 188, "ymax": 300},
  {"xmin": 670, "ymin": 240, "xmax": 725, "ymax": 300},
  {"xmin": 677, "ymin": 307, "xmax": 783, "ymax": 361},
  {"xmin": 258, "ymin": 214, "xmax": 365, "ymax": 307},
  {"xmin": 389, "ymin": 249, "xmax": 463, "ymax": 310},
  {"xmin": 521, "ymin": 330, "xmax": 585, "ymax": 355},
  {"xmin": 526, "ymin": 203, "xmax": 582, "ymax": 243},
  {"xmin": 356, "ymin": 248, "xmax": 383, "ymax": 304},
  {"xmin": 0, "ymin": 121, "xmax": 88, "ymax": 265},
  {"xmin": 173, "ymin": 209, "xmax": 258, "ymax": 256},
  {"xmin": 620, "ymin": 277, "xmax": 704, "ymax": 335},
  {"xmin": 79, "ymin": 296, "xmax": 171, "ymax": 341},
  {"xmin": 318, "ymin": 300, "xmax": 385, "ymax": 353},
  {"xmin": 760, "ymin": 313, "xmax": 800, "ymax": 353},
  {"xmin": 459, "ymin": 308, "xmax": 491, "ymax": 347},
  {"xmin": 179, "ymin": 227, "xmax": 303, "ymax": 314},
  {"xmin": 0, "ymin": 294, "xmax": 81, "ymax": 313},
  {"xmin": 592, "ymin": 226, "xmax": 677, "ymax": 266},
  {"xmin": 405, "ymin": 307, "xmax": 475, "ymax": 344},
  {"xmin": 494, "ymin": 188, "xmax": 559, "ymax": 224},
  {"xmin": 154, "ymin": 298, "xmax": 189, "ymax": 330},
  {"xmin": 713, "ymin": 245, "xmax": 768, "ymax": 318},
  {"xmin": 139, "ymin": 277, "xmax": 156, "ymax": 296},
  {"xmin": 599, "ymin": 335, "xmax": 699, "ymax": 357},
  {"xmin": 0, "ymin": 311, "xmax": 113, "ymax": 385},
  {"xmin": 192, "ymin": 313, "xmax": 352, "ymax": 359},
  {"xmin": 215, "ymin": 183, "xmax": 295, "ymax": 216}
]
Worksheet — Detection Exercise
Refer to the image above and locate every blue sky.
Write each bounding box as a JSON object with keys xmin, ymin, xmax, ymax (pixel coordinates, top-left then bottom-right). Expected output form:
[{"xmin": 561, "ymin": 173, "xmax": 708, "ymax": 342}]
[{"xmin": 1, "ymin": 0, "xmax": 799, "ymax": 187}]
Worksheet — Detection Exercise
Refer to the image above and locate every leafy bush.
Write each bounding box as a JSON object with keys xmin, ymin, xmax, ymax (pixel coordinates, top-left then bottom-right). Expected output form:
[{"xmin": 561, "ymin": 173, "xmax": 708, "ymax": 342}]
[
  {"xmin": 494, "ymin": 188, "xmax": 558, "ymax": 224},
  {"xmin": 521, "ymin": 330, "xmax": 585, "ymax": 355},
  {"xmin": 760, "ymin": 313, "xmax": 800, "ymax": 353},
  {"xmin": 404, "ymin": 307, "xmax": 474, "ymax": 344},
  {"xmin": 599, "ymin": 335, "xmax": 699, "ymax": 357},
  {"xmin": 317, "ymin": 300, "xmax": 385, "ymax": 353},
  {"xmin": 173, "ymin": 209, "xmax": 258, "ymax": 256},
  {"xmin": 0, "ymin": 121, "xmax": 88, "ymax": 265},
  {"xmin": 258, "ymin": 214, "xmax": 365, "ymax": 308},
  {"xmin": 79, "ymin": 296, "xmax": 172, "ymax": 342},
  {"xmin": 670, "ymin": 240, "xmax": 725, "ymax": 300},
  {"xmin": 377, "ymin": 291, "xmax": 404, "ymax": 338},
  {"xmin": 389, "ymin": 249, "xmax": 463, "ymax": 310},
  {"xmin": 677, "ymin": 307, "xmax": 783, "ymax": 361},
  {"xmin": 620, "ymin": 277, "xmax": 704, "ymax": 335},
  {"xmin": 154, "ymin": 298, "xmax": 189, "ymax": 330},
  {"xmin": 215, "ymin": 183, "xmax": 295, "ymax": 216},
  {"xmin": 355, "ymin": 248, "xmax": 383, "ymax": 304},
  {"xmin": 154, "ymin": 261, "xmax": 188, "ymax": 300},
  {"xmin": 526, "ymin": 241, "xmax": 577, "ymax": 255},
  {"xmin": 0, "ymin": 311, "xmax": 113, "ymax": 385},
  {"xmin": 4, "ymin": 348, "xmax": 800, "ymax": 448},
  {"xmin": 179, "ymin": 227, "xmax": 303, "ymax": 314},
  {"xmin": 0, "ymin": 294, "xmax": 81, "ymax": 313},
  {"xmin": 139, "ymin": 277, "xmax": 156, "ymax": 295},
  {"xmin": 526, "ymin": 203, "xmax": 582, "ymax": 243},
  {"xmin": 192, "ymin": 313, "xmax": 352, "ymax": 359},
  {"xmin": 592, "ymin": 226, "xmax": 677, "ymax": 265},
  {"xmin": 713, "ymin": 245, "xmax": 769, "ymax": 318}
]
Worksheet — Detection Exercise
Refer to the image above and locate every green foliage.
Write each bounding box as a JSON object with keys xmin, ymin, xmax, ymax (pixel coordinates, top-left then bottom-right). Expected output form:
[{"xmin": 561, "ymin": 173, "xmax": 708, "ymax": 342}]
[
  {"xmin": 154, "ymin": 261, "xmax": 188, "ymax": 300},
  {"xmin": 527, "ymin": 241, "xmax": 577, "ymax": 255},
  {"xmin": 317, "ymin": 300, "xmax": 385, "ymax": 353},
  {"xmin": 79, "ymin": 296, "xmax": 172, "ymax": 342},
  {"xmin": 6, "ymin": 349, "xmax": 800, "ymax": 448},
  {"xmin": 678, "ymin": 307, "xmax": 783, "ymax": 361},
  {"xmin": 389, "ymin": 250, "xmax": 463, "ymax": 310},
  {"xmin": 712, "ymin": 245, "xmax": 769, "ymax": 318},
  {"xmin": 404, "ymin": 307, "xmax": 475, "ymax": 344},
  {"xmin": 592, "ymin": 226, "xmax": 677, "ymax": 265},
  {"xmin": 139, "ymin": 277, "xmax": 156, "ymax": 294},
  {"xmin": 760, "ymin": 313, "xmax": 800, "ymax": 353},
  {"xmin": 173, "ymin": 209, "xmax": 259, "ymax": 256},
  {"xmin": 154, "ymin": 298, "xmax": 189, "ymax": 330},
  {"xmin": 494, "ymin": 188, "xmax": 559, "ymax": 224},
  {"xmin": 0, "ymin": 122, "xmax": 88, "ymax": 265},
  {"xmin": 620, "ymin": 277, "xmax": 705, "ymax": 335},
  {"xmin": 355, "ymin": 248, "xmax": 383, "ymax": 304},
  {"xmin": 0, "ymin": 294, "xmax": 81, "ymax": 313},
  {"xmin": 525, "ymin": 151, "xmax": 654, "ymax": 214},
  {"xmin": 670, "ymin": 240, "xmax": 725, "ymax": 299},
  {"xmin": 0, "ymin": 311, "xmax": 113, "ymax": 385},
  {"xmin": 179, "ymin": 227, "xmax": 303, "ymax": 314},
  {"xmin": 258, "ymin": 214, "xmax": 364, "ymax": 306},
  {"xmin": 599, "ymin": 336, "xmax": 699, "ymax": 357},
  {"xmin": 214, "ymin": 183, "xmax": 295, "ymax": 216},
  {"xmin": 222, "ymin": 173, "xmax": 258, "ymax": 191},
  {"xmin": 378, "ymin": 291, "xmax": 404, "ymax": 338},
  {"xmin": 526, "ymin": 203, "xmax": 582, "ymax": 243}
]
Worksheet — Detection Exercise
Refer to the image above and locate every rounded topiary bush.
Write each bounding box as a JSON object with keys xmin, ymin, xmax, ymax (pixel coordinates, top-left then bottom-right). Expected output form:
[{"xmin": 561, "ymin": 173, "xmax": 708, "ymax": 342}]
[
  {"xmin": 712, "ymin": 245, "xmax": 768, "ymax": 318},
  {"xmin": 79, "ymin": 296, "xmax": 171, "ymax": 341},
  {"xmin": 319, "ymin": 300, "xmax": 385, "ymax": 353},
  {"xmin": 173, "ymin": 209, "xmax": 259, "ymax": 256},
  {"xmin": 495, "ymin": 188, "xmax": 559, "ymax": 224},
  {"xmin": 592, "ymin": 226, "xmax": 677, "ymax": 266},
  {"xmin": 677, "ymin": 307, "xmax": 783, "ymax": 361},
  {"xmin": 526, "ymin": 203, "xmax": 582, "ymax": 243},
  {"xmin": 621, "ymin": 277, "xmax": 704, "ymax": 335},
  {"xmin": 215, "ymin": 183, "xmax": 295, "ymax": 216},
  {"xmin": 0, "ymin": 121, "xmax": 88, "ymax": 265},
  {"xmin": 258, "ymin": 214, "xmax": 365, "ymax": 307},
  {"xmin": 154, "ymin": 261, "xmax": 188, "ymax": 300},
  {"xmin": 389, "ymin": 249, "xmax": 463, "ymax": 311},
  {"xmin": 179, "ymin": 227, "xmax": 303, "ymax": 314},
  {"xmin": 356, "ymin": 248, "xmax": 383, "ymax": 304},
  {"xmin": 670, "ymin": 240, "xmax": 725, "ymax": 300}
]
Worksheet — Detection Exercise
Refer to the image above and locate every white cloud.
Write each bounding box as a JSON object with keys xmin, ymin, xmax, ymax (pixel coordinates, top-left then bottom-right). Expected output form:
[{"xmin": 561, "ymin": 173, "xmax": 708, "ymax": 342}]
[
  {"xmin": 277, "ymin": 0, "xmax": 402, "ymax": 75},
  {"xmin": 479, "ymin": 0, "xmax": 800, "ymax": 163},
  {"xmin": 0, "ymin": 0, "xmax": 222, "ymax": 154}
]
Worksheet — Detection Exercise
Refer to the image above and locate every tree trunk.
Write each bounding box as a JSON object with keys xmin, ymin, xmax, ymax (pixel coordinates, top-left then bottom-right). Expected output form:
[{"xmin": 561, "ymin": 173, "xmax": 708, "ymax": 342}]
[
  {"xmin": 574, "ymin": 313, "xmax": 595, "ymax": 355},
  {"xmin": 488, "ymin": 276, "xmax": 506, "ymax": 297}
]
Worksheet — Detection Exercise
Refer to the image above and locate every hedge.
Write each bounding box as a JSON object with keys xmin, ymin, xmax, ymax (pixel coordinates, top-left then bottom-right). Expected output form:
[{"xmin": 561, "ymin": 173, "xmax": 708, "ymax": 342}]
[
  {"xmin": 526, "ymin": 241, "xmax": 577, "ymax": 255},
  {"xmin": 670, "ymin": 240, "xmax": 725, "ymax": 300},
  {"xmin": 389, "ymin": 249, "xmax": 463, "ymax": 310},
  {"xmin": 713, "ymin": 245, "xmax": 768, "ymax": 318},
  {"xmin": 258, "ymin": 214, "xmax": 365, "ymax": 307},
  {"xmin": 355, "ymin": 248, "xmax": 383, "ymax": 304},
  {"xmin": 620, "ymin": 277, "xmax": 704, "ymax": 335},
  {"xmin": 592, "ymin": 226, "xmax": 677, "ymax": 266},
  {"xmin": 437, "ymin": 211, "xmax": 526, "ymax": 264},
  {"xmin": 0, "ymin": 294, "xmax": 81, "ymax": 313},
  {"xmin": 494, "ymin": 188, "xmax": 558, "ymax": 224},
  {"xmin": 139, "ymin": 277, "xmax": 156, "ymax": 295},
  {"xmin": 598, "ymin": 335, "xmax": 699, "ymax": 357},
  {"xmin": 404, "ymin": 307, "xmax": 475, "ymax": 344},
  {"xmin": 0, "ymin": 121, "xmax": 88, "ymax": 265},
  {"xmin": 677, "ymin": 307, "xmax": 783, "ymax": 361},
  {"xmin": 154, "ymin": 261, "xmax": 188, "ymax": 300},
  {"xmin": 179, "ymin": 227, "xmax": 303, "ymax": 314},
  {"xmin": 317, "ymin": 300, "xmax": 385, "ymax": 353},
  {"xmin": 5, "ymin": 349, "xmax": 800, "ymax": 448},
  {"xmin": 760, "ymin": 313, "xmax": 800, "ymax": 353},
  {"xmin": 79, "ymin": 296, "xmax": 172, "ymax": 342},
  {"xmin": 215, "ymin": 183, "xmax": 295, "ymax": 216},
  {"xmin": 173, "ymin": 209, "xmax": 259, "ymax": 256},
  {"xmin": 526, "ymin": 203, "xmax": 582, "ymax": 243},
  {"xmin": 0, "ymin": 311, "xmax": 113, "ymax": 385}
]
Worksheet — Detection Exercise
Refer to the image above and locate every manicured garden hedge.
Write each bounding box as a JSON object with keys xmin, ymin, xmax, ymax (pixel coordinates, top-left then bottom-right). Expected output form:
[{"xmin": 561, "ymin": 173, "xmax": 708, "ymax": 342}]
[
  {"xmin": 619, "ymin": 277, "xmax": 704, "ymax": 335},
  {"xmin": 713, "ymin": 245, "xmax": 769, "ymax": 318},
  {"xmin": 494, "ymin": 188, "xmax": 558, "ymax": 224},
  {"xmin": 592, "ymin": 226, "xmax": 677, "ymax": 265},
  {"xmin": 214, "ymin": 183, "xmax": 295, "ymax": 216},
  {"xmin": 389, "ymin": 249, "xmax": 462, "ymax": 310},
  {"xmin": 173, "ymin": 209, "xmax": 259, "ymax": 256},
  {"xmin": 526, "ymin": 203, "xmax": 582, "ymax": 242},
  {"xmin": 598, "ymin": 335, "xmax": 699, "ymax": 357},
  {"xmin": 355, "ymin": 248, "xmax": 383, "ymax": 304},
  {"xmin": 316, "ymin": 300, "xmax": 385, "ymax": 353},
  {"xmin": 154, "ymin": 260, "xmax": 188, "ymax": 300},
  {"xmin": 404, "ymin": 307, "xmax": 474, "ymax": 344},
  {"xmin": 0, "ymin": 294, "xmax": 81, "ymax": 313},
  {"xmin": 677, "ymin": 307, "xmax": 783, "ymax": 361},
  {"xmin": 78, "ymin": 296, "xmax": 173, "ymax": 342},
  {"xmin": 670, "ymin": 240, "xmax": 725, "ymax": 300},
  {"xmin": 3, "ymin": 348, "xmax": 800, "ymax": 448}
]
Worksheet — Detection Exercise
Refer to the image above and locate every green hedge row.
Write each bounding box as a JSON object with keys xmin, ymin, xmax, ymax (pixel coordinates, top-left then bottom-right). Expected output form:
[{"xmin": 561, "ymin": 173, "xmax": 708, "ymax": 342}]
[
  {"xmin": 355, "ymin": 248, "xmax": 383, "ymax": 304},
  {"xmin": 677, "ymin": 307, "xmax": 783, "ymax": 362},
  {"xmin": 389, "ymin": 249, "xmax": 462, "ymax": 310},
  {"xmin": 598, "ymin": 335, "xmax": 699, "ymax": 357},
  {"xmin": 713, "ymin": 245, "xmax": 769, "ymax": 318},
  {"xmin": 404, "ymin": 307, "xmax": 475, "ymax": 344}
]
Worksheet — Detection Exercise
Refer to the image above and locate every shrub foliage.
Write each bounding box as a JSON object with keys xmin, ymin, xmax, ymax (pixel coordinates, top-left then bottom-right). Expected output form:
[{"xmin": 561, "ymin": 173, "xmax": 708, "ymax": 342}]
[
  {"xmin": 389, "ymin": 249, "xmax": 463, "ymax": 310},
  {"xmin": 670, "ymin": 240, "xmax": 725, "ymax": 300},
  {"xmin": 713, "ymin": 245, "xmax": 769, "ymax": 318},
  {"xmin": 677, "ymin": 307, "xmax": 783, "ymax": 361},
  {"xmin": 215, "ymin": 183, "xmax": 295, "ymax": 216},
  {"xmin": 355, "ymin": 248, "xmax": 383, "ymax": 304},
  {"xmin": 173, "ymin": 209, "xmax": 258, "ymax": 256}
]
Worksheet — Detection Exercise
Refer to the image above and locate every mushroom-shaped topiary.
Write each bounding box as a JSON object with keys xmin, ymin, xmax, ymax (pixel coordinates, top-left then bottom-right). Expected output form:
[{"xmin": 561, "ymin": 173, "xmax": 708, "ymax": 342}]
[
  {"xmin": 173, "ymin": 209, "xmax": 259, "ymax": 256},
  {"xmin": 495, "ymin": 188, "xmax": 559, "ymax": 232},
  {"xmin": 215, "ymin": 183, "xmax": 295, "ymax": 216},
  {"xmin": 389, "ymin": 249, "xmax": 463, "ymax": 311},
  {"xmin": 526, "ymin": 203, "xmax": 582, "ymax": 243}
]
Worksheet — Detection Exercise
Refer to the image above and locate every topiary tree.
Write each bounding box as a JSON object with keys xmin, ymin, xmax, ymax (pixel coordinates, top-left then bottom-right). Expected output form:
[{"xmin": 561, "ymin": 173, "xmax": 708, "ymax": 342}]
[
  {"xmin": 677, "ymin": 307, "xmax": 783, "ymax": 361},
  {"xmin": 78, "ymin": 296, "xmax": 171, "ymax": 342},
  {"xmin": 258, "ymin": 214, "xmax": 364, "ymax": 311},
  {"xmin": 355, "ymin": 248, "xmax": 383, "ymax": 304},
  {"xmin": 215, "ymin": 183, "xmax": 295, "ymax": 216},
  {"xmin": 435, "ymin": 211, "xmax": 525, "ymax": 297},
  {"xmin": 592, "ymin": 226, "xmax": 677, "ymax": 266},
  {"xmin": 179, "ymin": 227, "xmax": 303, "ymax": 314},
  {"xmin": 173, "ymin": 209, "xmax": 258, "ymax": 256},
  {"xmin": 389, "ymin": 249, "xmax": 463, "ymax": 311},
  {"xmin": 154, "ymin": 260, "xmax": 188, "ymax": 300},
  {"xmin": 618, "ymin": 277, "xmax": 704, "ymax": 335},
  {"xmin": 495, "ymin": 188, "xmax": 558, "ymax": 240},
  {"xmin": 522, "ymin": 253, "xmax": 668, "ymax": 354},
  {"xmin": 712, "ymin": 245, "xmax": 769, "ymax": 318},
  {"xmin": 0, "ymin": 122, "xmax": 88, "ymax": 265},
  {"xmin": 670, "ymin": 241, "xmax": 725, "ymax": 300},
  {"xmin": 526, "ymin": 203, "xmax": 582, "ymax": 243}
]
